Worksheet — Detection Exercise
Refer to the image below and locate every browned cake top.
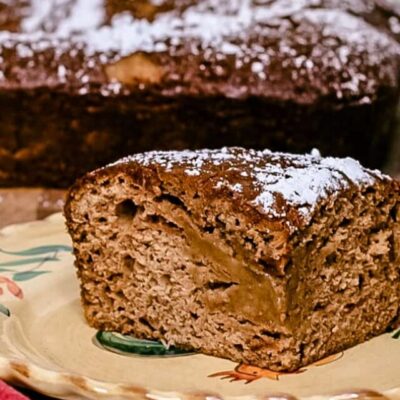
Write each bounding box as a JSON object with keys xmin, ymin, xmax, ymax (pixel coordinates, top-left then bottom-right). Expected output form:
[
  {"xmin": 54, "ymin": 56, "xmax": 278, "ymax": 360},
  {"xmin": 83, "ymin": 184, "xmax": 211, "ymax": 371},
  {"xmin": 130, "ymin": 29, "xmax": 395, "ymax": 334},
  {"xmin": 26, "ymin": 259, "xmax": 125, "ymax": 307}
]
[
  {"xmin": 104, "ymin": 147, "xmax": 390, "ymax": 230},
  {"xmin": 1, "ymin": 0, "xmax": 400, "ymax": 103}
]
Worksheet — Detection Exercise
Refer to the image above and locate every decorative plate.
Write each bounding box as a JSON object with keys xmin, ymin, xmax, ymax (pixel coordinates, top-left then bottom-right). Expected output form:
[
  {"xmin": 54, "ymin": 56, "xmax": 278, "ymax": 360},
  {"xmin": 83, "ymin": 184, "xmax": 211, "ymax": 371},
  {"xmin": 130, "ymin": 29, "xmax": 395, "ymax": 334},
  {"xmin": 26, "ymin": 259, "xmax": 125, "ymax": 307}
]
[{"xmin": 0, "ymin": 214, "xmax": 399, "ymax": 400}]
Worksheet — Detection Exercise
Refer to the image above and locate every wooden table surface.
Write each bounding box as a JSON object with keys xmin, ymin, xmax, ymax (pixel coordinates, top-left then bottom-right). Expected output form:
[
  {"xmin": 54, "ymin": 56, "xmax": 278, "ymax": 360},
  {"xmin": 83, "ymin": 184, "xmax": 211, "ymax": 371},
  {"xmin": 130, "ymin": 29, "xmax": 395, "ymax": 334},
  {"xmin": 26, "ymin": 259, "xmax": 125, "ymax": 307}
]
[{"xmin": 0, "ymin": 188, "xmax": 66, "ymax": 229}]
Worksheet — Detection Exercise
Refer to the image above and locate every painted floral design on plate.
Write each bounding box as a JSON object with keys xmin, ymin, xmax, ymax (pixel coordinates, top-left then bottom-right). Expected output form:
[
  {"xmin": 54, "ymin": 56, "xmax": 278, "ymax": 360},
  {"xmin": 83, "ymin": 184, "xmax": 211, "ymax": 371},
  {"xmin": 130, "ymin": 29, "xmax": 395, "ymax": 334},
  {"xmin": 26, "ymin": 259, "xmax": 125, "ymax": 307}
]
[
  {"xmin": 0, "ymin": 245, "xmax": 72, "ymax": 316},
  {"xmin": 95, "ymin": 331, "xmax": 193, "ymax": 357}
]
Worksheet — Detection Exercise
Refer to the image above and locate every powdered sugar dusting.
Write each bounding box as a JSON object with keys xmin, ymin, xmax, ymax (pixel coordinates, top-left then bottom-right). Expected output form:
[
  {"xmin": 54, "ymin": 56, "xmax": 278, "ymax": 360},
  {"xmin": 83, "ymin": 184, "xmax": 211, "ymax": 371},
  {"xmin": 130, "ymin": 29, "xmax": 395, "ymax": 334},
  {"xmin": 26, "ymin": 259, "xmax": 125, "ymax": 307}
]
[
  {"xmin": 57, "ymin": 0, "xmax": 105, "ymax": 37},
  {"xmin": 113, "ymin": 147, "xmax": 235, "ymax": 174},
  {"xmin": 21, "ymin": 0, "xmax": 104, "ymax": 34},
  {"xmin": 110, "ymin": 147, "xmax": 388, "ymax": 228},
  {"xmin": 23, "ymin": 0, "xmax": 399, "ymax": 65},
  {"xmin": 20, "ymin": 0, "xmax": 54, "ymax": 32},
  {"xmin": 1, "ymin": 0, "xmax": 399, "ymax": 98}
]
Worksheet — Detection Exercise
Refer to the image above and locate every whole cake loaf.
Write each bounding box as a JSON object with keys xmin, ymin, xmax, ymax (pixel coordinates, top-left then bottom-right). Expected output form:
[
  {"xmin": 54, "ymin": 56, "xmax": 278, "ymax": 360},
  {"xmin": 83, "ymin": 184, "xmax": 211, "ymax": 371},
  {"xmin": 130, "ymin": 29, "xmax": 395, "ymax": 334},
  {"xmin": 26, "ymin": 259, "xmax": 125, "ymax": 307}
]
[
  {"xmin": 65, "ymin": 147, "xmax": 400, "ymax": 371},
  {"xmin": 1, "ymin": 0, "xmax": 400, "ymax": 186}
]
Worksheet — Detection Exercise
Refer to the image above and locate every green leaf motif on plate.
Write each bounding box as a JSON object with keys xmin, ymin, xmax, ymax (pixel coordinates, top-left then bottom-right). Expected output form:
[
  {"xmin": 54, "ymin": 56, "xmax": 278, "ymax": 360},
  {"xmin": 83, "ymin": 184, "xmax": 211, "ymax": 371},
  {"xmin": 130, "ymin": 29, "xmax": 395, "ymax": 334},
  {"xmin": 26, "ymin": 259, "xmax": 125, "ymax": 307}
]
[
  {"xmin": 0, "ymin": 256, "xmax": 59, "ymax": 268},
  {"xmin": 0, "ymin": 245, "xmax": 72, "ymax": 257},
  {"xmin": 12, "ymin": 271, "xmax": 50, "ymax": 282},
  {"xmin": 393, "ymin": 330, "xmax": 400, "ymax": 339},
  {"xmin": 0, "ymin": 304, "xmax": 10, "ymax": 317},
  {"xmin": 95, "ymin": 331, "xmax": 192, "ymax": 357},
  {"xmin": 0, "ymin": 244, "xmax": 73, "ymax": 302}
]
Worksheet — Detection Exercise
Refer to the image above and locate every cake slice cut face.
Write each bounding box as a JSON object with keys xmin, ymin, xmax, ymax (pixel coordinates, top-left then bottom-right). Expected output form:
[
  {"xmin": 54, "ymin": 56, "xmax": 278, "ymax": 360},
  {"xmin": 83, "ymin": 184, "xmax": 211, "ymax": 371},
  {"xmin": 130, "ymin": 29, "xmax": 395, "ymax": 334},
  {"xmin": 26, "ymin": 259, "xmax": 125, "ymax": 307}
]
[{"xmin": 65, "ymin": 148, "xmax": 400, "ymax": 371}]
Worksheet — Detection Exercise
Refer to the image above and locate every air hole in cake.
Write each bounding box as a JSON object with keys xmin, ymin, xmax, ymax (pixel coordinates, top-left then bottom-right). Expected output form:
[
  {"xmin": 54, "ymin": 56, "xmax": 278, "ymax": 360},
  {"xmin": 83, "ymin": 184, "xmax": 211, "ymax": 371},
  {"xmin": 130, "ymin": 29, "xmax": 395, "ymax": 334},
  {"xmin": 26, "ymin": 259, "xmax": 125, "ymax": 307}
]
[
  {"xmin": 367, "ymin": 270, "xmax": 375, "ymax": 279},
  {"xmin": 358, "ymin": 274, "xmax": 364, "ymax": 290},
  {"xmin": 155, "ymin": 193, "xmax": 186, "ymax": 208},
  {"xmin": 390, "ymin": 206, "xmax": 398, "ymax": 222},
  {"xmin": 260, "ymin": 330, "xmax": 282, "ymax": 340},
  {"xmin": 369, "ymin": 222, "xmax": 387, "ymax": 234},
  {"xmin": 204, "ymin": 226, "xmax": 215, "ymax": 234},
  {"xmin": 123, "ymin": 255, "xmax": 135, "ymax": 271},
  {"xmin": 311, "ymin": 339, "xmax": 320, "ymax": 349},
  {"xmin": 263, "ymin": 234, "xmax": 273, "ymax": 243},
  {"xmin": 139, "ymin": 317, "xmax": 155, "ymax": 332},
  {"xmin": 345, "ymin": 303, "xmax": 356, "ymax": 312},
  {"xmin": 234, "ymin": 344, "xmax": 244, "ymax": 352},
  {"xmin": 313, "ymin": 302, "xmax": 326, "ymax": 312},
  {"xmin": 98, "ymin": 217, "xmax": 107, "ymax": 223},
  {"xmin": 147, "ymin": 214, "xmax": 160, "ymax": 223},
  {"xmin": 339, "ymin": 218, "xmax": 351, "ymax": 228},
  {"xmin": 376, "ymin": 200, "xmax": 386, "ymax": 209},
  {"xmin": 299, "ymin": 344, "xmax": 306, "ymax": 360},
  {"xmin": 116, "ymin": 199, "xmax": 139, "ymax": 220},
  {"xmin": 145, "ymin": 214, "xmax": 180, "ymax": 230},
  {"xmin": 244, "ymin": 236, "xmax": 256, "ymax": 250},
  {"xmin": 190, "ymin": 312, "xmax": 199, "ymax": 320},
  {"xmin": 259, "ymin": 259, "xmax": 279, "ymax": 276},
  {"xmin": 365, "ymin": 187, "xmax": 376, "ymax": 195},
  {"xmin": 206, "ymin": 281, "xmax": 237, "ymax": 290},
  {"xmin": 107, "ymin": 272, "xmax": 123, "ymax": 282},
  {"xmin": 326, "ymin": 253, "xmax": 337, "ymax": 265}
]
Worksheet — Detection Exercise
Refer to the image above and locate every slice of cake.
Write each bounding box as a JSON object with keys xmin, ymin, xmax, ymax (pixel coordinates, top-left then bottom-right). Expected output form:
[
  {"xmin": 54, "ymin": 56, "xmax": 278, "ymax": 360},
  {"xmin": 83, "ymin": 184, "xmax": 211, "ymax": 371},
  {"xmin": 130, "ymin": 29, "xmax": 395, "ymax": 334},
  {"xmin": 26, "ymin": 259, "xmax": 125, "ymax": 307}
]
[{"xmin": 65, "ymin": 148, "xmax": 400, "ymax": 371}]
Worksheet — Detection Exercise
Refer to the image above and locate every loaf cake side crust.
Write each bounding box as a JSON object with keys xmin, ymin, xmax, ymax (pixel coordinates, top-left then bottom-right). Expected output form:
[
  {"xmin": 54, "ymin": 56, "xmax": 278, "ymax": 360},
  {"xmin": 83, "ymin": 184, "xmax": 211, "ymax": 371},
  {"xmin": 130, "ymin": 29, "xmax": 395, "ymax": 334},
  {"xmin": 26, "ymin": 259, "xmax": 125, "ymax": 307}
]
[
  {"xmin": 2, "ymin": 0, "xmax": 400, "ymax": 185},
  {"xmin": 65, "ymin": 148, "xmax": 400, "ymax": 371},
  {"xmin": 2, "ymin": 0, "xmax": 400, "ymax": 100}
]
